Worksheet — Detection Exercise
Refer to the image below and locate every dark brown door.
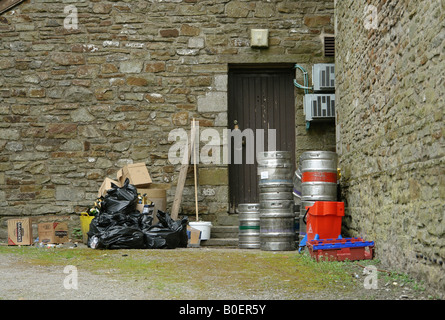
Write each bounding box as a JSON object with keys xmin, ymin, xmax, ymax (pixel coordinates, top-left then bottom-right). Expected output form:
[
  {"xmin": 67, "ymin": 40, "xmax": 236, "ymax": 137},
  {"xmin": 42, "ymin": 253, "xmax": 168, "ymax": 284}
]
[{"xmin": 228, "ymin": 65, "xmax": 296, "ymax": 213}]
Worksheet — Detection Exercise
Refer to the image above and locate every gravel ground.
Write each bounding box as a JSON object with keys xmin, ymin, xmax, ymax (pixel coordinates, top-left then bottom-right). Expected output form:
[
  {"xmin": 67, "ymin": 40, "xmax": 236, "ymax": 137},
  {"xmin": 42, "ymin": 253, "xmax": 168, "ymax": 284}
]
[
  {"xmin": 0, "ymin": 254, "xmax": 150, "ymax": 300},
  {"xmin": 0, "ymin": 246, "xmax": 438, "ymax": 301}
]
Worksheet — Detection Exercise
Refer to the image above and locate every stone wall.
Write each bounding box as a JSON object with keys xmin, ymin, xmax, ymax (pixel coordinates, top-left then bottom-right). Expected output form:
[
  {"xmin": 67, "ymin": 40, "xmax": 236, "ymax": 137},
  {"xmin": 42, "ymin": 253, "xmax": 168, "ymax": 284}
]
[
  {"xmin": 336, "ymin": 0, "xmax": 445, "ymax": 294},
  {"xmin": 0, "ymin": 0, "xmax": 335, "ymax": 238}
]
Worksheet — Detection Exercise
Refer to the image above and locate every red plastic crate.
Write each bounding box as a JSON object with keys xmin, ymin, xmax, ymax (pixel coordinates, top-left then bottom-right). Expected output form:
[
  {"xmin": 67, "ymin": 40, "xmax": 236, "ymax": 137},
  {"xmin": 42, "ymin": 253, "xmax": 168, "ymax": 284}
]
[
  {"xmin": 307, "ymin": 237, "xmax": 375, "ymax": 262},
  {"xmin": 305, "ymin": 201, "xmax": 344, "ymax": 241}
]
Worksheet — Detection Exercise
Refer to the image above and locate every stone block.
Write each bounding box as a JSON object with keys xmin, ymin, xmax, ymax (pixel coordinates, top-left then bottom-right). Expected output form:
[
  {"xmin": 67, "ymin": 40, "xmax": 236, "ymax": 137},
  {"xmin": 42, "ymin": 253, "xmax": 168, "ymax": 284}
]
[
  {"xmin": 0, "ymin": 58, "xmax": 14, "ymax": 69},
  {"xmin": 56, "ymin": 186, "xmax": 84, "ymax": 201},
  {"xmin": 60, "ymin": 140, "xmax": 83, "ymax": 151},
  {"xmin": 226, "ymin": 1, "xmax": 252, "ymax": 17},
  {"xmin": 160, "ymin": 29, "xmax": 179, "ymax": 37},
  {"xmin": 126, "ymin": 77, "xmax": 149, "ymax": 86},
  {"xmin": 215, "ymin": 112, "xmax": 227, "ymax": 126},
  {"xmin": 181, "ymin": 24, "xmax": 201, "ymax": 36},
  {"xmin": 64, "ymin": 86, "xmax": 94, "ymax": 102},
  {"xmin": 0, "ymin": 129, "xmax": 19, "ymax": 140},
  {"xmin": 199, "ymin": 168, "xmax": 228, "ymax": 186},
  {"xmin": 186, "ymin": 76, "xmax": 212, "ymax": 87},
  {"xmin": 119, "ymin": 60, "xmax": 144, "ymax": 73},
  {"xmin": 78, "ymin": 125, "xmax": 103, "ymax": 138},
  {"xmin": 70, "ymin": 108, "xmax": 95, "ymax": 122},
  {"xmin": 172, "ymin": 111, "xmax": 189, "ymax": 126},
  {"xmin": 51, "ymin": 53, "xmax": 85, "ymax": 66},
  {"xmin": 303, "ymin": 15, "xmax": 332, "ymax": 28},
  {"xmin": 29, "ymin": 88, "xmax": 46, "ymax": 98},
  {"xmin": 5, "ymin": 142, "xmax": 23, "ymax": 152},
  {"xmin": 254, "ymin": 3, "xmax": 275, "ymax": 18},
  {"xmin": 197, "ymin": 92, "xmax": 227, "ymax": 112},
  {"xmin": 95, "ymin": 88, "xmax": 114, "ymax": 101},
  {"xmin": 145, "ymin": 93, "xmax": 165, "ymax": 103},
  {"xmin": 47, "ymin": 124, "xmax": 77, "ymax": 139},
  {"xmin": 214, "ymin": 75, "xmax": 228, "ymax": 91},
  {"xmin": 177, "ymin": 49, "xmax": 200, "ymax": 56},
  {"xmin": 145, "ymin": 61, "xmax": 166, "ymax": 73},
  {"xmin": 113, "ymin": 141, "xmax": 131, "ymax": 152},
  {"xmin": 92, "ymin": 3, "xmax": 113, "ymax": 14},
  {"xmin": 101, "ymin": 63, "xmax": 119, "ymax": 74},
  {"xmin": 188, "ymin": 37, "xmax": 205, "ymax": 48}
]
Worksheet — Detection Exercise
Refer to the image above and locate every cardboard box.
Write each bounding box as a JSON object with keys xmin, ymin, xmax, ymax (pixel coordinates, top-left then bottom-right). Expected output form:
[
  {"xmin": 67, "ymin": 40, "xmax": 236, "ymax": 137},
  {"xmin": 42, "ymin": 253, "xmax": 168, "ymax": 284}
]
[
  {"xmin": 38, "ymin": 222, "xmax": 69, "ymax": 244},
  {"xmin": 98, "ymin": 177, "xmax": 120, "ymax": 197},
  {"xmin": 8, "ymin": 218, "xmax": 33, "ymax": 245},
  {"xmin": 187, "ymin": 225, "xmax": 201, "ymax": 247},
  {"xmin": 117, "ymin": 162, "xmax": 152, "ymax": 188},
  {"xmin": 138, "ymin": 188, "xmax": 167, "ymax": 224},
  {"xmin": 138, "ymin": 188, "xmax": 166, "ymax": 212}
]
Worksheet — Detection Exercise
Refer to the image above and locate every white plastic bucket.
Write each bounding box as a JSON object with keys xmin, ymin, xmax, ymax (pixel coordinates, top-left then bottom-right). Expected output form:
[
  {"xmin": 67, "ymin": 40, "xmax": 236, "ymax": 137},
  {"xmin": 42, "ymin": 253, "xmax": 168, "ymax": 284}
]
[{"xmin": 189, "ymin": 221, "xmax": 212, "ymax": 240}]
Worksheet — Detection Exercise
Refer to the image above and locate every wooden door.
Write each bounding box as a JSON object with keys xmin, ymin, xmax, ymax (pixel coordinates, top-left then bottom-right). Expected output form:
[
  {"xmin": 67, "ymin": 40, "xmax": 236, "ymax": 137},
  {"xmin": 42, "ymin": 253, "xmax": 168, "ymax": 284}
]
[{"xmin": 228, "ymin": 65, "xmax": 296, "ymax": 213}]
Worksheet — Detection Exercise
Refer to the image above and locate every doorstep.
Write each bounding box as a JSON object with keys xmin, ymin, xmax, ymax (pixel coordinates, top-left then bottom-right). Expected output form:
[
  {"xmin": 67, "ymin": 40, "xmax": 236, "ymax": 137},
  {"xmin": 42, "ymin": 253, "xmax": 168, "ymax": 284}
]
[
  {"xmin": 199, "ymin": 225, "xmax": 239, "ymax": 247},
  {"xmin": 200, "ymin": 238, "xmax": 239, "ymax": 247}
]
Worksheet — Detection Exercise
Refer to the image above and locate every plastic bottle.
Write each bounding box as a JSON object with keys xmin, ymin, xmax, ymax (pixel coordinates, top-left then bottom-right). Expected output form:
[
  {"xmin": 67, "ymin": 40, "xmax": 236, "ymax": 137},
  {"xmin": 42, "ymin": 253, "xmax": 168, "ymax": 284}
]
[{"xmin": 90, "ymin": 236, "xmax": 99, "ymax": 249}]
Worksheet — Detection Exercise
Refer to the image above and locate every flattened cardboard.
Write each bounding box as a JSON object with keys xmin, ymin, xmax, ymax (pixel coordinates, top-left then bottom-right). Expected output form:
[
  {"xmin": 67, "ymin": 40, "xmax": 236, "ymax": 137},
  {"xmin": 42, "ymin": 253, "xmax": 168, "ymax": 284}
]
[
  {"xmin": 38, "ymin": 222, "xmax": 69, "ymax": 244},
  {"xmin": 117, "ymin": 162, "xmax": 152, "ymax": 188},
  {"xmin": 8, "ymin": 218, "xmax": 33, "ymax": 245},
  {"xmin": 187, "ymin": 225, "xmax": 201, "ymax": 247}
]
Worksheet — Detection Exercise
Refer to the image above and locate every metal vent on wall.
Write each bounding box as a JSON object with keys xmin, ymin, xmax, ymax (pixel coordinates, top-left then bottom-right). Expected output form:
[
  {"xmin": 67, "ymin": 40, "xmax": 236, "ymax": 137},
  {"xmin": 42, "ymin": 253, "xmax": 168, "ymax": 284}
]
[
  {"xmin": 303, "ymin": 94, "xmax": 336, "ymax": 122},
  {"xmin": 312, "ymin": 64, "xmax": 335, "ymax": 92},
  {"xmin": 324, "ymin": 36, "xmax": 335, "ymax": 57}
]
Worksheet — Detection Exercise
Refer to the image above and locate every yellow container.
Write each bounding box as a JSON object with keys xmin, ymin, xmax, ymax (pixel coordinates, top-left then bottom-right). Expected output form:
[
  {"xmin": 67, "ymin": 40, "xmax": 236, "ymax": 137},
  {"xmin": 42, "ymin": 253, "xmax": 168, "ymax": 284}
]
[{"xmin": 80, "ymin": 212, "xmax": 94, "ymax": 244}]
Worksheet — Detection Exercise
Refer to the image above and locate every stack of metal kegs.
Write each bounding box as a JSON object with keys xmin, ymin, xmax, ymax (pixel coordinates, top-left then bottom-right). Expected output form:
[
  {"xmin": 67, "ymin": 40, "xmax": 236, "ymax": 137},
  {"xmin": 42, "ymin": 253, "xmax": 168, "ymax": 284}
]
[
  {"xmin": 294, "ymin": 151, "xmax": 338, "ymax": 244},
  {"xmin": 257, "ymin": 151, "xmax": 295, "ymax": 251}
]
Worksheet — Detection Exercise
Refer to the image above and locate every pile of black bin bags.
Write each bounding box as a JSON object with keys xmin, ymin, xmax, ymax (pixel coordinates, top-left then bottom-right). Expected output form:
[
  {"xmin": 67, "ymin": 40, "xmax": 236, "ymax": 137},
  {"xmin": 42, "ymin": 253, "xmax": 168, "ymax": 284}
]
[{"xmin": 87, "ymin": 178, "xmax": 188, "ymax": 249}]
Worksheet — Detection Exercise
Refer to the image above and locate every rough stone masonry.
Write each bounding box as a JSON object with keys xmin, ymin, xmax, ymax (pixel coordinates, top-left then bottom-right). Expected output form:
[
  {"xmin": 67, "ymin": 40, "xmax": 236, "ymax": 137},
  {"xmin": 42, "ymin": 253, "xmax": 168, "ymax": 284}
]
[
  {"xmin": 336, "ymin": 0, "xmax": 445, "ymax": 295},
  {"xmin": 0, "ymin": 1, "xmax": 335, "ymax": 237}
]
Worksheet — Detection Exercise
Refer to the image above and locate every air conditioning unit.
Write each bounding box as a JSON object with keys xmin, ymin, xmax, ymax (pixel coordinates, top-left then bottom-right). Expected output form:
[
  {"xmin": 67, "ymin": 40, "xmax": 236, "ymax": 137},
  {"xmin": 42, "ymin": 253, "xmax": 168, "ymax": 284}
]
[
  {"xmin": 312, "ymin": 64, "xmax": 335, "ymax": 92},
  {"xmin": 304, "ymin": 94, "xmax": 336, "ymax": 122}
]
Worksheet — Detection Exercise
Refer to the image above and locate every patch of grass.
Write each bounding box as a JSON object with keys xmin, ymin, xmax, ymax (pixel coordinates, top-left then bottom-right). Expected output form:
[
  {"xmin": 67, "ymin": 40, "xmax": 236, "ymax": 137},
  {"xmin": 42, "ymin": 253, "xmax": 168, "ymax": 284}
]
[
  {"xmin": 295, "ymin": 252, "xmax": 356, "ymax": 290},
  {"xmin": 0, "ymin": 246, "xmax": 359, "ymax": 298}
]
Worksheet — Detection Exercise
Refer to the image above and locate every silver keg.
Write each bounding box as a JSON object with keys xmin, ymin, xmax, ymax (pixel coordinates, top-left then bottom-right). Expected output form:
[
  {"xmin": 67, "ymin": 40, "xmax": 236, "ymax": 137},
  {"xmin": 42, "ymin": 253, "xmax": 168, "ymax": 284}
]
[
  {"xmin": 258, "ymin": 151, "xmax": 293, "ymax": 188},
  {"xmin": 259, "ymin": 185, "xmax": 294, "ymax": 201},
  {"xmin": 293, "ymin": 167, "xmax": 302, "ymax": 202},
  {"xmin": 257, "ymin": 151, "xmax": 296, "ymax": 251},
  {"xmin": 260, "ymin": 209, "xmax": 296, "ymax": 251},
  {"xmin": 238, "ymin": 203, "xmax": 260, "ymax": 249},
  {"xmin": 257, "ymin": 151, "xmax": 292, "ymax": 164},
  {"xmin": 300, "ymin": 151, "xmax": 338, "ymax": 201}
]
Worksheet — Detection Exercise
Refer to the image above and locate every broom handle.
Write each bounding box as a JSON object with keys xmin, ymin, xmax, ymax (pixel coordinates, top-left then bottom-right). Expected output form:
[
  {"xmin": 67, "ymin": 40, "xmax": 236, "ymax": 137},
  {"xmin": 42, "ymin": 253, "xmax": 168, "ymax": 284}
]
[{"xmin": 193, "ymin": 119, "xmax": 199, "ymax": 222}]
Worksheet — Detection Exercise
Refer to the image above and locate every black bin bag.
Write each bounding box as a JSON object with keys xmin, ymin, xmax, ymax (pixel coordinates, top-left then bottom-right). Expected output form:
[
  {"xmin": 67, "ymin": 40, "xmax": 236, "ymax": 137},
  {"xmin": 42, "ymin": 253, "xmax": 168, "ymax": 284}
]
[
  {"xmin": 88, "ymin": 211, "xmax": 145, "ymax": 249},
  {"xmin": 90, "ymin": 226, "xmax": 145, "ymax": 250},
  {"xmin": 102, "ymin": 178, "xmax": 138, "ymax": 215},
  {"xmin": 87, "ymin": 178, "xmax": 189, "ymax": 250},
  {"xmin": 143, "ymin": 210, "xmax": 189, "ymax": 249}
]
